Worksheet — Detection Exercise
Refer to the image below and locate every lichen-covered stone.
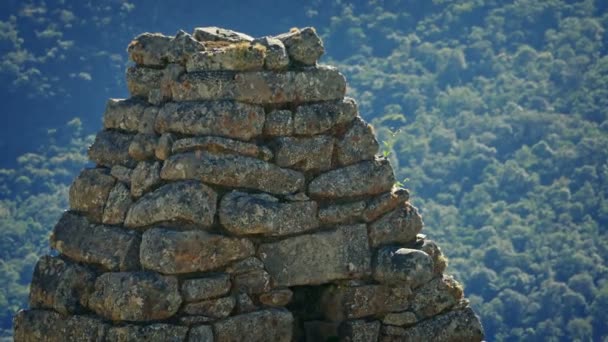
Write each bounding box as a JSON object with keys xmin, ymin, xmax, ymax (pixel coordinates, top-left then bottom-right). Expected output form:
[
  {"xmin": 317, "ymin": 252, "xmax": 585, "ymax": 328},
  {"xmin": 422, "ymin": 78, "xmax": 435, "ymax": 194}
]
[
  {"xmin": 188, "ymin": 325, "xmax": 214, "ymax": 342},
  {"xmin": 263, "ymin": 109, "xmax": 293, "ymax": 136},
  {"xmin": 69, "ymin": 168, "xmax": 115, "ymax": 222},
  {"xmin": 161, "ymin": 152, "xmax": 305, "ymax": 195},
  {"xmin": 110, "ymin": 165, "xmax": 132, "ymax": 184},
  {"xmin": 421, "ymin": 239, "xmax": 448, "ymax": 275},
  {"xmin": 409, "ymin": 275, "xmax": 463, "ymax": 319},
  {"xmin": 382, "ymin": 311, "xmax": 418, "ymax": 326},
  {"xmin": 103, "ymin": 98, "xmax": 147, "ymax": 132},
  {"xmin": 173, "ymin": 136, "xmax": 272, "ymax": 161},
  {"xmin": 125, "ymin": 180, "xmax": 217, "ymax": 228},
  {"xmin": 186, "ymin": 43, "xmax": 265, "ymax": 72},
  {"xmin": 362, "ymin": 187, "xmax": 410, "ymax": 222},
  {"xmin": 254, "ymin": 36, "xmax": 289, "ymax": 70},
  {"xmin": 318, "ymin": 200, "xmax": 366, "ymax": 225},
  {"xmin": 232, "ymin": 269, "xmax": 272, "ymax": 294},
  {"xmin": 126, "ymin": 66, "xmax": 164, "ymax": 98},
  {"xmin": 293, "ymin": 98, "xmax": 358, "ymax": 135},
  {"xmin": 373, "ymin": 247, "xmax": 434, "ymax": 288},
  {"xmin": 336, "ymin": 117, "xmax": 379, "ymax": 166},
  {"xmin": 128, "ymin": 133, "xmax": 157, "ymax": 161},
  {"xmin": 259, "ymin": 225, "xmax": 371, "ymax": 287},
  {"xmin": 273, "ymin": 135, "xmax": 334, "ymax": 172},
  {"xmin": 139, "ymin": 107, "xmax": 159, "ymax": 134},
  {"xmin": 51, "ymin": 212, "xmax": 141, "ymax": 271},
  {"xmin": 13, "ymin": 309, "xmax": 66, "ymax": 342},
  {"xmin": 219, "ymin": 191, "xmax": 319, "ymax": 236},
  {"xmin": 213, "ymin": 309, "xmax": 293, "ymax": 342},
  {"xmin": 155, "ymin": 133, "xmax": 175, "ymax": 160},
  {"xmin": 127, "ymin": 32, "xmax": 172, "ymax": 66},
  {"xmin": 102, "ymin": 182, "xmax": 132, "ymax": 225},
  {"xmin": 140, "ymin": 228, "xmax": 255, "ymax": 274},
  {"xmin": 379, "ymin": 307, "xmax": 484, "ymax": 342},
  {"xmin": 321, "ymin": 285, "xmax": 411, "ymax": 321},
  {"xmin": 235, "ymin": 293, "xmax": 258, "ymax": 314},
  {"xmin": 29, "ymin": 256, "xmax": 96, "ymax": 315},
  {"xmin": 107, "ymin": 323, "xmax": 188, "ymax": 342},
  {"xmin": 193, "ymin": 26, "xmax": 254, "ymax": 43},
  {"xmin": 276, "ymin": 27, "xmax": 324, "ymax": 65},
  {"xmin": 181, "ymin": 274, "xmax": 231, "ymax": 302},
  {"xmin": 183, "ymin": 296, "xmax": 236, "ymax": 318},
  {"xmin": 226, "ymin": 257, "xmax": 265, "ymax": 274},
  {"xmin": 308, "ymin": 158, "xmax": 395, "ymax": 199},
  {"xmin": 63, "ymin": 315, "xmax": 110, "ymax": 341},
  {"xmin": 155, "ymin": 101, "xmax": 264, "ymax": 140},
  {"xmin": 368, "ymin": 202, "xmax": 423, "ymax": 247},
  {"xmin": 88, "ymin": 272, "xmax": 181, "ymax": 321},
  {"xmin": 259, "ymin": 289, "xmax": 293, "ymax": 307},
  {"xmin": 339, "ymin": 320, "xmax": 381, "ymax": 342},
  {"xmin": 129, "ymin": 161, "xmax": 161, "ymax": 198},
  {"xmin": 88, "ymin": 130, "xmax": 134, "ymax": 168}
]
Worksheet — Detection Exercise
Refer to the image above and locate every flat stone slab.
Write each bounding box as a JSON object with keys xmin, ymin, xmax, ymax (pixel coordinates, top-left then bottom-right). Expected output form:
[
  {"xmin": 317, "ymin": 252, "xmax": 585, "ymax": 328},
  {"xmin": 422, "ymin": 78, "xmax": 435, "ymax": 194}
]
[
  {"xmin": 51, "ymin": 212, "xmax": 141, "ymax": 271},
  {"xmin": 69, "ymin": 168, "xmax": 116, "ymax": 223},
  {"xmin": 273, "ymin": 135, "xmax": 334, "ymax": 172},
  {"xmin": 88, "ymin": 272, "xmax": 182, "ymax": 322},
  {"xmin": 155, "ymin": 101, "xmax": 265, "ymax": 140},
  {"xmin": 88, "ymin": 130, "xmax": 135, "ymax": 168},
  {"xmin": 368, "ymin": 202, "xmax": 423, "ymax": 247},
  {"xmin": 372, "ymin": 247, "xmax": 434, "ymax": 289},
  {"xmin": 213, "ymin": 309, "xmax": 293, "ymax": 342},
  {"xmin": 161, "ymin": 152, "xmax": 305, "ymax": 195},
  {"xmin": 103, "ymin": 98, "xmax": 148, "ymax": 132},
  {"xmin": 293, "ymin": 98, "xmax": 358, "ymax": 136},
  {"xmin": 181, "ymin": 273, "xmax": 231, "ymax": 302},
  {"xmin": 186, "ymin": 43, "xmax": 265, "ymax": 72},
  {"xmin": 259, "ymin": 225, "xmax": 371, "ymax": 287},
  {"xmin": 173, "ymin": 136, "xmax": 272, "ymax": 161},
  {"xmin": 308, "ymin": 158, "xmax": 395, "ymax": 199},
  {"xmin": 107, "ymin": 323, "xmax": 188, "ymax": 342},
  {"xmin": 140, "ymin": 228, "xmax": 255, "ymax": 274},
  {"xmin": 182, "ymin": 296, "xmax": 236, "ymax": 318},
  {"xmin": 219, "ymin": 191, "xmax": 319, "ymax": 236},
  {"xmin": 124, "ymin": 180, "xmax": 217, "ymax": 229}
]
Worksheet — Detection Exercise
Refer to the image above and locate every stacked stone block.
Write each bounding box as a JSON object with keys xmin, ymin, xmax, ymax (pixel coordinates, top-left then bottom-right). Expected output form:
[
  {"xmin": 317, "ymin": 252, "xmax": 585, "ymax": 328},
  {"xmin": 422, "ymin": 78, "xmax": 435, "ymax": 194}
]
[{"xmin": 13, "ymin": 26, "xmax": 484, "ymax": 341}]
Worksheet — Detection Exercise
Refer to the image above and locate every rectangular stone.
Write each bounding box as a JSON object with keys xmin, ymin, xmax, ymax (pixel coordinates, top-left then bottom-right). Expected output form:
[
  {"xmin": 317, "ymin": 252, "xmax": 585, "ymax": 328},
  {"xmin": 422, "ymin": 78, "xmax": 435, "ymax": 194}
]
[{"xmin": 259, "ymin": 225, "xmax": 371, "ymax": 287}]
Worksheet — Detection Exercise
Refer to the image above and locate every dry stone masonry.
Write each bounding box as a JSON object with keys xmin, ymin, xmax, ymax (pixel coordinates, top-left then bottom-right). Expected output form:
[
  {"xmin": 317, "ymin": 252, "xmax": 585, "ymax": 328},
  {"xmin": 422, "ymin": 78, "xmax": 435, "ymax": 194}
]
[{"xmin": 13, "ymin": 26, "xmax": 484, "ymax": 342}]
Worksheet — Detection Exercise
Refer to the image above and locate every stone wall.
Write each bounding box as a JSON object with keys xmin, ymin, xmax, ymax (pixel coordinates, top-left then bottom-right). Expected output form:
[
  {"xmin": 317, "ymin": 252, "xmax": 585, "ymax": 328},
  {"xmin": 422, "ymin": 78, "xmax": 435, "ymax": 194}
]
[{"xmin": 13, "ymin": 26, "xmax": 484, "ymax": 342}]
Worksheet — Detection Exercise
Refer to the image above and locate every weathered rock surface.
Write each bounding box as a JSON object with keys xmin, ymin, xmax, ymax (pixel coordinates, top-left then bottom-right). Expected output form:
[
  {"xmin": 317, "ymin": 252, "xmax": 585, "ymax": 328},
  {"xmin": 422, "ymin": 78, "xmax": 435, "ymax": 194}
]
[
  {"xmin": 102, "ymin": 182, "xmax": 132, "ymax": 225},
  {"xmin": 409, "ymin": 275, "xmax": 463, "ymax": 319},
  {"xmin": 88, "ymin": 272, "xmax": 181, "ymax": 321},
  {"xmin": 276, "ymin": 27, "xmax": 324, "ymax": 65},
  {"xmin": 263, "ymin": 109, "xmax": 293, "ymax": 136},
  {"xmin": 219, "ymin": 191, "xmax": 319, "ymax": 236},
  {"xmin": 254, "ymin": 36, "xmax": 289, "ymax": 70},
  {"xmin": 213, "ymin": 309, "xmax": 293, "ymax": 342},
  {"xmin": 127, "ymin": 31, "xmax": 203, "ymax": 67},
  {"xmin": 318, "ymin": 200, "xmax": 367, "ymax": 225},
  {"xmin": 186, "ymin": 43, "xmax": 265, "ymax": 72},
  {"xmin": 181, "ymin": 273, "xmax": 232, "ymax": 302},
  {"xmin": 140, "ymin": 228, "xmax": 254, "ymax": 274},
  {"xmin": 182, "ymin": 296, "xmax": 236, "ymax": 318},
  {"xmin": 51, "ymin": 212, "xmax": 141, "ymax": 271},
  {"xmin": 126, "ymin": 66, "xmax": 164, "ymax": 98},
  {"xmin": 321, "ymin": 285, "xmax": 411, "ymax": 321},
  {"xmin": 155, "ymin": 133, "xmax": 175, "ymax": 160},
  {"xmin": 172, "ymin": 136, "xmax": 272, "ymax": 161},
  {"xmin": 273, "ymin": 135, "xmax": 334, "ymax": 172},
  {"xmin": 28, "ymin": 256, "xmax": 96, "ymax": 315},
  {"xmin": 368, "ymin": 202, "xmax": 423, "ymax": 247},
  {"xmin": 336, "ymin": 117, "xmax": 379, "ymax": 166},
  {"xmin": 188, "ymin": 325, "xmax": 214, "ymax": 341},
  {"xmin": 107, "ymin": 323, "xmax": 188, "ymax": 342},
  {"xmin": 125, "ymin": 180, "xmax": 217, "ymax": 228},
  {"xmin": 259, "ymin": 289, "xmax": 293, "ymax": 307},
  {"xmin": 13, "ymin": 310, "xmax": 66, "ymax": 342},
  {"xmin": 294, "ymin": 98, "xmax": 357, "ymax": 135},
  {"xmin": 308, "ymin": 158, "xmax": 395, "ymax": 199},
  {"xmin": 89, "ymin": 130, "xmax": 134, "ymax": 167},
  {"xmin": 259, "ymin": 225, "xmax": 371, "ymax": 286},
  {"xmin": 363, "ymin": 187, "xmax": 410, "ymax": 222},
  {"xmin": 69, "ymin": 168, "xmax": 115, "ymax": 223},
  {"xmin": 130, "ymin": 161, "xmax": 162, "ymax": 198},
  {"xmin": 128, "ymin": 133, "xmax": 157, "ymax": 161},
  {"xmin": 421, "ymin": 239, "xmax": 448, "ymax": 276},
  {"xmin": 161, "ymin": 152, "xmax": 305, "ymax": 195},
  {"xmin": 340, "ymin": 320, "xmax": 381, "ymax": 342},
  {"xmin": 103, "ymin": 98, "xmax": 147, "ymax": 132},
  {"xmin": 373, "ymin": 247, "xmax": 434, "ymax": 288},
  {"xmin": 382, "ymin": 311, "xmax": 418, "ymax": 326},
  {"xmin": 194, "ymin": 26, "xmax": 254, "ymax": 43}
]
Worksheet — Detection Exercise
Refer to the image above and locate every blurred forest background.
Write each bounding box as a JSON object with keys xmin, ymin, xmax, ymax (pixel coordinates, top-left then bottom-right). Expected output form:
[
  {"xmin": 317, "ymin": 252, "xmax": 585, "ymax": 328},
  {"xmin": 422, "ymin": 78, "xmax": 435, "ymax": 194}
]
[{"xmin": 1, "ymin": 0, "xmax": 607, "ymax": 340}]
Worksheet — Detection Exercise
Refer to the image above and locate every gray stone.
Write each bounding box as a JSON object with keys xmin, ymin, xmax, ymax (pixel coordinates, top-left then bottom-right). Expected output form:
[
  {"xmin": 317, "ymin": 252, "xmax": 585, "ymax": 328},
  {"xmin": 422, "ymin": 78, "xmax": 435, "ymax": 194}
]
[
  {"xmin": 219, "ymin": 191, "xmax": 319, "ymax": 236},
  {"xmin": 368, "ymin": 202, "xmax": 423, "ymax": 247},
  {"xmin": 409, "ymin": 275, "xmax": 463, "ymax": 319},
  {"xmin": 382, "ymin": 311, "xmax": 418, "ymax": 326},
  {"xmin": 161, "ymin": 152, "xmax": 305, "ymax": 195},
  {"xmin": 421, "ymin": 239, "xmax": 448, "ymax": 275},
  {"xmin": 188, "ymin": 325, "xmax": 214, "ymax": 342},
  {"xmin": 167, "ymin": 30, "xmax": 205, "ymax": 65},
  {"xmin": 128, "ymin": 133, "xmax": 157, "ymax": 161},
  {"xmin": 13, "ymin": 309, "xmax": 66, "ymax": 342},
  {"xmin": 318, "ymin": 200, "xmax": 366, "ymax": 225},
  {"xmin": 235, "ymin": 293, "xmax": 258, "ymax": 314},
  {"xmin": 186, "ymin": 43, "xmax": 265, "ymax": 72},
  {"xmin": 140, "ymin": 228, "xmax": 255, "ymax": 274},
  {"xmin": 28, "ymin": 256, "xmax": 96, "ymax": 315},
  {"xmin": 321, "ymin": 285, "xmax": 411, "ymax": 321},
  {"xmin": 258, "ymin": 289, "xmax": 293, "ymax": 307},
  {"xmin": 293, "ymin": 98, "xmax": 357, "ymax": 136},
  {"xmin": 339, "ymin": 320, "xmax": 381, "ymax": 342},
  {"xmin": 213, "ymin": 309, "xmax": 293, "ymax": 342},
  {"xmin": 102, "ymin": 182, "xmax": 132, "ymax": 225},
  {"xmin": 63, "ymin": 315, "xmax": 110, "ymax": 341},
  {"xmin": 126, "ymin": 66, "xmax": 163, "ymax": 98},
  {"xmin": 183, "ymin": 296, "xmax": 236, "ymax": 318},
  {"xmin": 232, "ymin": 269, "xmax": 272, "ymax": 294},
  {"xmin": 103, "ymin": 98, "xmax": 147, "ymax": 132},
  {"xmin": 155, "ymin": 101, "xmax": 264, "ymax": 141},
  {"xmin": 308, "ymin": 158, "xmax": 395, "ymax": 199},
  {"xmin": 336, "ymin": 117, "xmax": 379, "ymax": 166},
  {"xmin": 263, "ymin": 109, "xmax": 293, "ymax": 136},
  {"xmin": 179, "ymin": 316, "xmax": 215, "ymax": 326},
  {"xmin": 181, "ymin": 274, "xmax": 232, "ymax": 302},
  {"xmin": 107, "ymin": 324, "xmax": 188, "ymax": 342},
  {"xmin": 379, "ymin": 307, "xmax": 484, "ymax": 342},
  {"xmin": 51, "ymin": 212, "xmax": 141, "ymax": 271},
  {"xmin": 127, "ymin": 32, "xmax": 172, "ymax": 66},
  {"xmin": 125, "ymin": 180, "xmax": 217, "ymax": 228},
  {"xmin": 259, "ymin": 225, "xmax": 371, "ymax": 287},
  {"xmin": 88, "ymin": 130, "xmax": 134, "ymax": 168},
  {"xmin": 130, "ymin": 161, "xmax": 162, "ymax": 198},
  {"xmin": 88, "ymin": 272, "xmax": 181, "ymax": 321},
  {"xmin": 254, "ymin": 36, "xmax": 289, "ymax": 70},
  {"xmin": 139, "ymin": 106, "xmax": 159, "ymax": 134},
  {"xmin": 273, "ymin": 135, "xmax": 334, "ymax": 172},
  {"xmin": 373, "ymin": 247, "xmax": 434, "ymax": 288},
  {"xmin": 155, "ymin": 133, "xmax": 175, "ymax": 160},
  {"xmin": 110, "ymin": 165, "xmax": 132, "ymax": 184},
  {"xmin": 226, "ymin": 257, "xmax": 265, "ymax": 274},
  {"xmin": 69, "ymin": 168, "xmax": 115, "ymax": 223},
  {"xmin": 173, "ymin": 136, "xmax": 272, "ymax": 161},
  {"xmin": 276, "ymin": 27, "xmax": 324, "ymax": 65},
  {"xmin": 194, "ymin": 27, "xmax": 254, "ymax": 43},
  {"xmin": 362, "ymin": 187, "xmax": 410, "ymax": 222}
]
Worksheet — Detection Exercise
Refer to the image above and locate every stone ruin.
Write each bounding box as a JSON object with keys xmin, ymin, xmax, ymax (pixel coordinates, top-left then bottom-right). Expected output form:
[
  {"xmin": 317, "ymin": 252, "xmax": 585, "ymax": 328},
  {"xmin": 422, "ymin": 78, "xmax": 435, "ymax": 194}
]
[{"xmin": 13, "ymin": 27, "xmax": 484, "ymax": 341}]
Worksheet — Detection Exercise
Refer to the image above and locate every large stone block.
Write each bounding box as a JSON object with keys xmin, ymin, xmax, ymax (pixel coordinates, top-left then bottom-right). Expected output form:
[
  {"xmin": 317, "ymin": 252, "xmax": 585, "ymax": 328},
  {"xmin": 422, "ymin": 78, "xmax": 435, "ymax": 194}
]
[
  {"xmin": 29, "ymin": 256, "xmax": 96, "ymax": 315},
  {"xmin": 276, "ymin": 27, "xmax": 324, "ymax": 65},
  {"xmin": 368, "ymin": 202, "xmax": 423, "ymax": 247},
  {"xmin": 107, "ymin": 323, "xmax": 188, "ymax": 342},
  {"xmin": 88, "ymin": 130, "xmax": 134, "ymax": 168},
  {"xmin": 50, "ymin": 212, "xmax": 141, "ymax": 271},
  {"xmin": 339, "ymin": 320, "xmax": 381, "ymax": 342},
  {"xmin": 140, "ymin": 228, "xmax": 255, "ymax": 274},
  {"xmin": 161, "ymin": 152, "xmax": 305, "ymax": 195},
  {"xmin": 129, "ymin": 160, "xmax": 161, "ymax": 198},
  {"xmin": 194, "ymin": 26, "xmax": 254, "ymax": 43},
  {"xmin": 102, "ymin": 98, "xmax": 147, "ymax": 132},
  {"xmin": 155, "ymin": 101, "xmax": 265, "ymax": 141},
  {"xmin": 293, "ymin": 98, "xmax": 358, "ymax": 136},
  {"xmin": 213, "ymin": 309, "xmax": 293, "ymax": 342},
  {"xmin": 254, "ymin": 36, "xmax": 289, "ymax": 70},
  {"xmin": 124, "ymin": 180, "xmax": 217, "ymax": 229},
  {"xmin": 102, "ymin": 182, "xmax": 132, "ymax": 225},
  {"xmin": 308, "ymin": 158, "xmax": 395, "ymax": 200},
  {"xmin": 336, "ymin": 116, "xmax": 379, "ymax": 166},
  {"xmin": 127, "ymin": 31, "xmax": 203, "ymax": 67},
  {"xmin": 13, "ymin": 309, "xmax": 66, "ymax": 342},
  {"xmin": 182, "ymin": 296, "xmax": 236, "ymax": 318},
  {"xmin": 69, "ymin": 168, "xmax": 115, "ymax": 223},
  {"xmin": 321, "ymin": 285, "xmax": 411, "ymax": 321},
  {"xmin": 186, "ymin": 43, "xmax": 265, "ymax": 72},
  {"xmin": 362, "ymin": 187, "xmax": 410, "ymax": 222},
  {"xmin": 273, "ymin": 135, "xmax": 334, "ymax": 172},
  {"xmin": 88, "ymin": 272, "xmax": 182, "ymax": 321},
  {"xmin": 126, "ymin": 66, "xmax": 164, "ymax": 98},
  {"xmin": 63, "ymin": 315, "xmax": 110, "ymax": 342},
  {"xmin": 409, "ymin": 275, "xmax": 463, "ymax": 319},
  {"xmin": 181, "ymin": 273, "xmax": 232, "ymax": 302},
  {"xmin": 259, "ymin": 225, "xmax": 371, "ymax": 286},
  {"xmin": 172, "ymin": 136, "xmax": 272, "ymax": 161},
  {"xmin": 372, "ymin": 247, "xmax": 434, "ymax": 289},
  {"xmin": 219, "ymin": 191, "xmax": 319, "ymax": 236}
]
